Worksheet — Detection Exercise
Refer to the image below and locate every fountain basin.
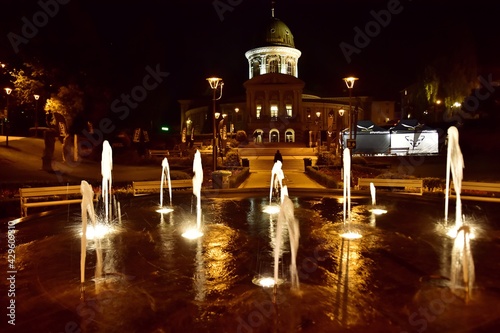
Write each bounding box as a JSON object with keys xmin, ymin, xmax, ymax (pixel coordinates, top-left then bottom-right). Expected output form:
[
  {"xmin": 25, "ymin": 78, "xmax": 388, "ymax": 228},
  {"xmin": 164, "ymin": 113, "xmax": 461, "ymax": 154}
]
[{"xmin": 3, "ymin": 192, "xmax": 500, "ymax": 332}]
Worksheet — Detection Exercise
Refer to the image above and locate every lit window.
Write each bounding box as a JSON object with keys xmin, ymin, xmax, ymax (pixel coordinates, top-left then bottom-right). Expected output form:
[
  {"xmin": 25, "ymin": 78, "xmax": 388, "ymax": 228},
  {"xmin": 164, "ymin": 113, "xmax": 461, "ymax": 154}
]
[
  {"xmin": 256, "ymin": 105, "xmax": 262, "ymax": 119},
  {"xmin": 270, "ymin": 105, "xmax": 278, "ymax": 118},
  {"xmin": 269, "ymin": 59, "xmax": 278, "ymax": 73},
  {"xmin": 286, "ymin": 104, "xmax": 292, "ymax": 117}
]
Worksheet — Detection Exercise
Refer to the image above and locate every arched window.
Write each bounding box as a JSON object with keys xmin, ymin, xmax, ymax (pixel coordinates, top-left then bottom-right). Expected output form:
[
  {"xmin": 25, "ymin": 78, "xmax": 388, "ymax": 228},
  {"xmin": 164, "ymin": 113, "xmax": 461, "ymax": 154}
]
[
  {"xmin": 286, "ymin": 60, "xmax": 294, "ymax": 75},
  {"xmin": 285, "ymin": 129, "xmax": 295, "ymax": 142},
  {"xmin": 269, "ymin": 129, "xmax": 280, "ymax": 142},
  {"xmin": 268, "ymin": 56, "xmax": 279, "ymax": 73},
  {"xmin": 252, "ymin": 59, "xmax": 260, "ymax": 77}
]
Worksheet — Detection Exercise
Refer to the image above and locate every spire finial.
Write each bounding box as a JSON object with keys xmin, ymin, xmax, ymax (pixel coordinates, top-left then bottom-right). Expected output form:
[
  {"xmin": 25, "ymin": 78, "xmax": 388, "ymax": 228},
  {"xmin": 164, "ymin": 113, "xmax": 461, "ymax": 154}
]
[{"xmin": 271, "ymin": 0, "xmax": 275, "ymax": 17}]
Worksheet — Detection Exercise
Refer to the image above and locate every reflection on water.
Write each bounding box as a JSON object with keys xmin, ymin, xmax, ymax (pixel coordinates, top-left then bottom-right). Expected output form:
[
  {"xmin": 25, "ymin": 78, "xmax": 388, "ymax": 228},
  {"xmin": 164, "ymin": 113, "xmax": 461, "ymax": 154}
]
[{"xmin": 6, "ymin": 194, "xmax": 500, "ymax": 333}]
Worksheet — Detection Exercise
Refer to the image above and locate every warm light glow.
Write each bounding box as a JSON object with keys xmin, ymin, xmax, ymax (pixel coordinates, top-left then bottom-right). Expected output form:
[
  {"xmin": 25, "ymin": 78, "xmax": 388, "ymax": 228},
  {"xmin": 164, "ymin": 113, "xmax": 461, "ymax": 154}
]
[
  {"xmin": 234, "ymin": 107, "xmax": 239, "ymax": 113},
  {"xmin": 82, "ymin": 224, "xmax": 114, "ymax": 240},
  {"xmin": 262, "ymin": 204, "xmax": 280, "ymax": 215},
  {"xmin": 156, "ymin": 207, "xmax": 174, "ymax": 214},
  {"xmin": 338, "ymin": 109, "xmax": 345, "ymax": 117},
  {"xmin": 182, "ymin": 228, "xmax": 204, "ymax": 239},
  {"xmin": 453, "ymin": 102, "xmax": 461, "ymax": 107},
  {"xmin": 215, "ymin": 111, "xmax": 221, "ymax": 119},
  {"xmin": 436, "ymin": 100, "xmax": 442, "ymax": 104},
  {"xmin": 206, "ymin": 77, "xmax": 223, "ymax": 89},
  {"xmin": 258, "ymin": 277, "xmax": 275, "ymax": 287},
  {"xmin": 315, "ymin": 111, "xmax": 321, "ymax": 118},
  {"xmin": 252, "ymin": 276, "xmax": 283, "ymax": 288},
  {"xmin": 370, "ymin": 208, "xmax": 388, "ymax": 215},
  {"xmin": 222, "ymin": 113, "xmax": 227, "ymax": 118},
  {"xmin": 446, "ymin": 225, "xmax": 476, "ymax": 240},
  {"xmin": 34, "ymin": 94, "xmax": 40, "ymax": 100},
  {"xmin": 4, "ymin": 87, "xmax": 12, "ymax": 95},
  {"xmin": 343, "ymin": 76, "xmax": 359, "ymax": 89},
  {"xmin": 340, "ymin": 231, "xmax": 363, "ymax": 239}
]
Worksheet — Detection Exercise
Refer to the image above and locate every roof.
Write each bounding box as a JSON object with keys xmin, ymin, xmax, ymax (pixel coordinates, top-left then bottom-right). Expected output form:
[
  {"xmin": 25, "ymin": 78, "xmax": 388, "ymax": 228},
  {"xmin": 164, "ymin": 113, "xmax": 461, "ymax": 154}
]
[{"xmin": 252, "ymin": 17, "xmax": 295, "ymax": 48}]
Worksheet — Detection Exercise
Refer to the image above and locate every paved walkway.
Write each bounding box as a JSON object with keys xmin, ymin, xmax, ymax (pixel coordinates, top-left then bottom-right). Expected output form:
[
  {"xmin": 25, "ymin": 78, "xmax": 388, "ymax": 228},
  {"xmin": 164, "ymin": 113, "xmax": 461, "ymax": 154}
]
[{"xmin": 0, "ymin": 136, "xmax": 325, "ymax": 190}]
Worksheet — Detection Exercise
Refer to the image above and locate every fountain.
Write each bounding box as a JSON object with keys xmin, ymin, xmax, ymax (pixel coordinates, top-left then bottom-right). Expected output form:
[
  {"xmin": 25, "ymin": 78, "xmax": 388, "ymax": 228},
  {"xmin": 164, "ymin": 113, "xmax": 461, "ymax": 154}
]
[
  {"xmin": 182, "ymin": 150, "xmax": 203, "ymax": 239},
  {"xmin": 270, "ymin": 160, "xmax": 284, "ymax": 204},
  {"xmin": 341, "ymin": 148, "xmax": 361, "ymax": 239},
  {"xmin": 370, "ymin": 182, "xmax": 376, "ymax": 206},
  {"xmin": 451, "ymin": 225, "xmax": 475, "ymax": 303},
  {"xmin": 445, "ymin": 126, "xmax": 464, "ymax": 227},
  {"xmin": 262, "ymin": 161, "xmax": 284, "ymax": 215},
  {"xmin": 6, "ymin": 138, "xmax": 500, "ymax": 332},
  {"xmin": 442, "ymin": 126, "xmax": 475, "ymax": 301},
  {"xmin": 368, "ymin": 182, "xmax": 387, "ymax": 217},
  {"xmin": 275, "ymin": 186, "xmax": 300, "ymax": 292},
  {"xmin": 101, "ymin": 140, "xmax": 113, "ymax": 222},
  {"xmin": 156, "ymin": 157, "xmax": 174, "ymax": 214},
  {"xmin": 80, "ymin": 181, "xmax": 97, "ymax": 287},
  {"xmin": 8, "ymin": 188, "xmax": 500, "ymax": 332}
]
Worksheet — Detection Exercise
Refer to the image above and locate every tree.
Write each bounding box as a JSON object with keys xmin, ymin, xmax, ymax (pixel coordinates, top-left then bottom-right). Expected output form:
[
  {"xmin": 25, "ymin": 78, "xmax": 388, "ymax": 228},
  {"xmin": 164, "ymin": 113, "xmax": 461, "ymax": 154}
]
[
  {"xmin": 413, "ymin": 21, "xmax": 477, "ymax": 121},
  {"xmin": 9, "ymin": 63, "xmax": 45, "ymax": 106},
  {"xmin": 44, "ymin": 84, "xmax": 84, "ymax": 131}
]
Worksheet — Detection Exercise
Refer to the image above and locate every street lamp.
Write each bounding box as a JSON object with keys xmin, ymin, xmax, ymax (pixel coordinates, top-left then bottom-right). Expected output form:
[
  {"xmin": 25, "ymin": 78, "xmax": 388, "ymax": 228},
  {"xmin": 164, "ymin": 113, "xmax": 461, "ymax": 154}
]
[
  {"xmin": 315, "ymin": 111, "xmax": 321, "ymax": 148},
  {"xmin": 206, "ymin": 77, "xmax": 224, "ymax": 171},
  {"xmin": 34, "ymin": 94, "xmax": 40, "ymax": 137},
  {"xmin": 343, "ymin": 76, "xmax": 358, "ymax": 150},
  {"xmin": 232, "ymin": 107, "xmax": 239, "ymax": 135},
  {"xmin": 4, "ymin": 87, "xmax": 12, "ymax": 147}
]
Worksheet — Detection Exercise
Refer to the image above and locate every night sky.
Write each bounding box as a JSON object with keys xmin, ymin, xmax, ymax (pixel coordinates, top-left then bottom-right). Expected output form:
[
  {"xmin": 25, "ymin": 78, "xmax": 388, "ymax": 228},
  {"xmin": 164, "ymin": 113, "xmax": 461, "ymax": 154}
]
[{"xmin": 1, "ymin": 0, "xmax": 499, "ymax": 127}]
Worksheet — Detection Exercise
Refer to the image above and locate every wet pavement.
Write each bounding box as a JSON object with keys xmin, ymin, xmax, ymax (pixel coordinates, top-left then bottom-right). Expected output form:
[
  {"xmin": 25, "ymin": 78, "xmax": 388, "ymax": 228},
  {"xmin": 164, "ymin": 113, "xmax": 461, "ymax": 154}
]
[{"xmin": 2, "ymin": 193, "xmax": 500, "ymax": 332}]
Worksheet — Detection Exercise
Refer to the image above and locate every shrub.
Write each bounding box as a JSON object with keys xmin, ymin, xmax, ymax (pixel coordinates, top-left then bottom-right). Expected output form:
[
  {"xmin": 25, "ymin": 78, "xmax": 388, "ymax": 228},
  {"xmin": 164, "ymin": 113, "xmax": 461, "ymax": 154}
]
[
  {"xmin": 227, "ymin": 139, "xmax": 239, "ymax": 148},
  {"xmin": 229, "ymin": 167, "xmax": 250, "ymax": 188},
  {"xmin": 352, "ymin": 155, "xmax": 367, "ymax": 165},
  {"xmin": 223, "ymin": 149, "xmax": 241, "ymax": 167},
  {"xmin": 423, "ymin": 177, "xmax": 444, "ymax": 191},
  {"xmin": 316, "ymin": 151, "xmax": 337, "ymax": 166},
  {"xmin": 235, "ymin": 130, "xmax": 248, "ymax": 144},
  {"xmin": 305, "ymin": 166, "xmax": 339, "ymax": 188}
]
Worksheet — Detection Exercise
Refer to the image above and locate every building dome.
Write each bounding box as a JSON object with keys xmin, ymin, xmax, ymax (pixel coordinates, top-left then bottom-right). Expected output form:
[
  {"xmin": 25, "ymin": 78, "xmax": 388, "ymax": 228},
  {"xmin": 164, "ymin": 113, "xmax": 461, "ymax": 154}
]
[
  {"xmin": 263, "ymin": 17, "xmax": 295, "ymax": 48},
  {"xmin": 245, "ymin": 15, "xmax": 300, "ymax": 80}
]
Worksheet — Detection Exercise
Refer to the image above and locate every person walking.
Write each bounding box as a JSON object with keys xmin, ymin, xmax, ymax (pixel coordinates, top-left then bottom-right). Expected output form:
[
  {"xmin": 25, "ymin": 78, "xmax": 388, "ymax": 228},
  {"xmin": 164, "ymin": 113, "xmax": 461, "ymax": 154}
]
[{"xmin": 274, "ymin": 149, "xmax": 283, "ymax": 164}]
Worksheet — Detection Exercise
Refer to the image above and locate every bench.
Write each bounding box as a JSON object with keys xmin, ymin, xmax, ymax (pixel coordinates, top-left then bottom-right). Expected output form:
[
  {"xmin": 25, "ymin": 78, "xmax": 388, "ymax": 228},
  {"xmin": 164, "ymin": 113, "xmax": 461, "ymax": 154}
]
[
  {"xmin": 132, "ymin": 179, "xmax": 193, "ymax": 196},
  {"xmin": 148, "ymin": 149, "xmax": 184, "ymax": 158},
  {"xmin": 450, "ymin": 181, "xmax": 500, "ymax": 202},
  {"xmin": 358, "ymin": 178, "xmax": 424, "ymax": 195},
  {"xmin": 19, "ymin": 185, "xmax": 94, "ymax": 217}
]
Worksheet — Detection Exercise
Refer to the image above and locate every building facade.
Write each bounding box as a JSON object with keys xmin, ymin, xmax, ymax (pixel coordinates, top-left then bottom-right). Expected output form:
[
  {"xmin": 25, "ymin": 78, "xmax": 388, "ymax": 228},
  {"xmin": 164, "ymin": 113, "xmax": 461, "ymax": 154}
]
[{"xmin": 179, "ymin": 8, "xmax": 371, "ymax": 148}]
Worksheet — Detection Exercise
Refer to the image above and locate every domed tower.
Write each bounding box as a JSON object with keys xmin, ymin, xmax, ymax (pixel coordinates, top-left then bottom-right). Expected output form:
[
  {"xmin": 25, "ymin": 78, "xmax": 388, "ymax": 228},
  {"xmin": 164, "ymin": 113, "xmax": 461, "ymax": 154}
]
[
  {"xmin": 245, "ymin": 3, "xmax": 301, "ymax": 79},
  {"xmin": 243, "ymin": 2, "xmax": 305, "ymax": 144}
]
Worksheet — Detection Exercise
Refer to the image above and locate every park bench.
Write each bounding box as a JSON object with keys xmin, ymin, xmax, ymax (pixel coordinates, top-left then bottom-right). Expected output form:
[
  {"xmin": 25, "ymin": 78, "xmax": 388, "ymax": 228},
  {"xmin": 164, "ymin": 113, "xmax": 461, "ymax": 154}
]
[
  {"xmin": 358, "ymin": 177, "xmax": 424, "ymax": 195},
  {"xmin": 450, "ymin": 181, "xmax": 500, "ymax": 202},
  {"xmin": 19, "ymin": 184, "xmax": 96, "ymax": 217},
  {"xmin": 148, "ymin": 149, "xmax": 183, "ymax": 158},
  {"xmin": 132, "ymin": 179, "xmax": 193, "ymax": 196}
]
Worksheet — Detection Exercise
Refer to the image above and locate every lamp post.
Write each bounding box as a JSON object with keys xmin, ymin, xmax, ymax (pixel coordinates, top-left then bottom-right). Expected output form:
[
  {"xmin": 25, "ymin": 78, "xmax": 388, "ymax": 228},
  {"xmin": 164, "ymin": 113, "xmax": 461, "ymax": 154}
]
[
  {"xmin": 34, "ymin": 94, "xmax": 40, "ymax": 137},
  {"xmin": 337, "ymin": 108, "xmax": 345, "ymax": 154},
  {"xmin": 4, "ymin": 87, "xmax": 12, "ymax": 147},
  {"xmin": 315, "ymin": 111, "xmax": 321, "ymax": 149},
  {"xmin": 206, "ymin": 77, "xmax": 224, "ymax": 171},
  {"xmin": 232, "ymin": 107, "xmax": 239, "ymax": 137},
  {"xmin": 343, "ymin": 77, "xmax": 358, "ymax": 150}
]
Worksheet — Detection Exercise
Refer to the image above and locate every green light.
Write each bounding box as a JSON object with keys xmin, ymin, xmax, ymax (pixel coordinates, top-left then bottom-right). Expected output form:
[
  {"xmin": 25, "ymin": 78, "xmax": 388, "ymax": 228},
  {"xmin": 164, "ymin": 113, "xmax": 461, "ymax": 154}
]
[{"xmin": 161, "ymin": 126, "xmax": 169, "ymax": 132}]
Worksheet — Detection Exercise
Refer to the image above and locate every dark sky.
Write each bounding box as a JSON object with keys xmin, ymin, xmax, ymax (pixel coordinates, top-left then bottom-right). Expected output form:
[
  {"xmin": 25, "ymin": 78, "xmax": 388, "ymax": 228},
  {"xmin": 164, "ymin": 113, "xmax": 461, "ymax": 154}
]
[{"xmin": 1, "ymin": 0, "xmax": 499, "ymax": 125}]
